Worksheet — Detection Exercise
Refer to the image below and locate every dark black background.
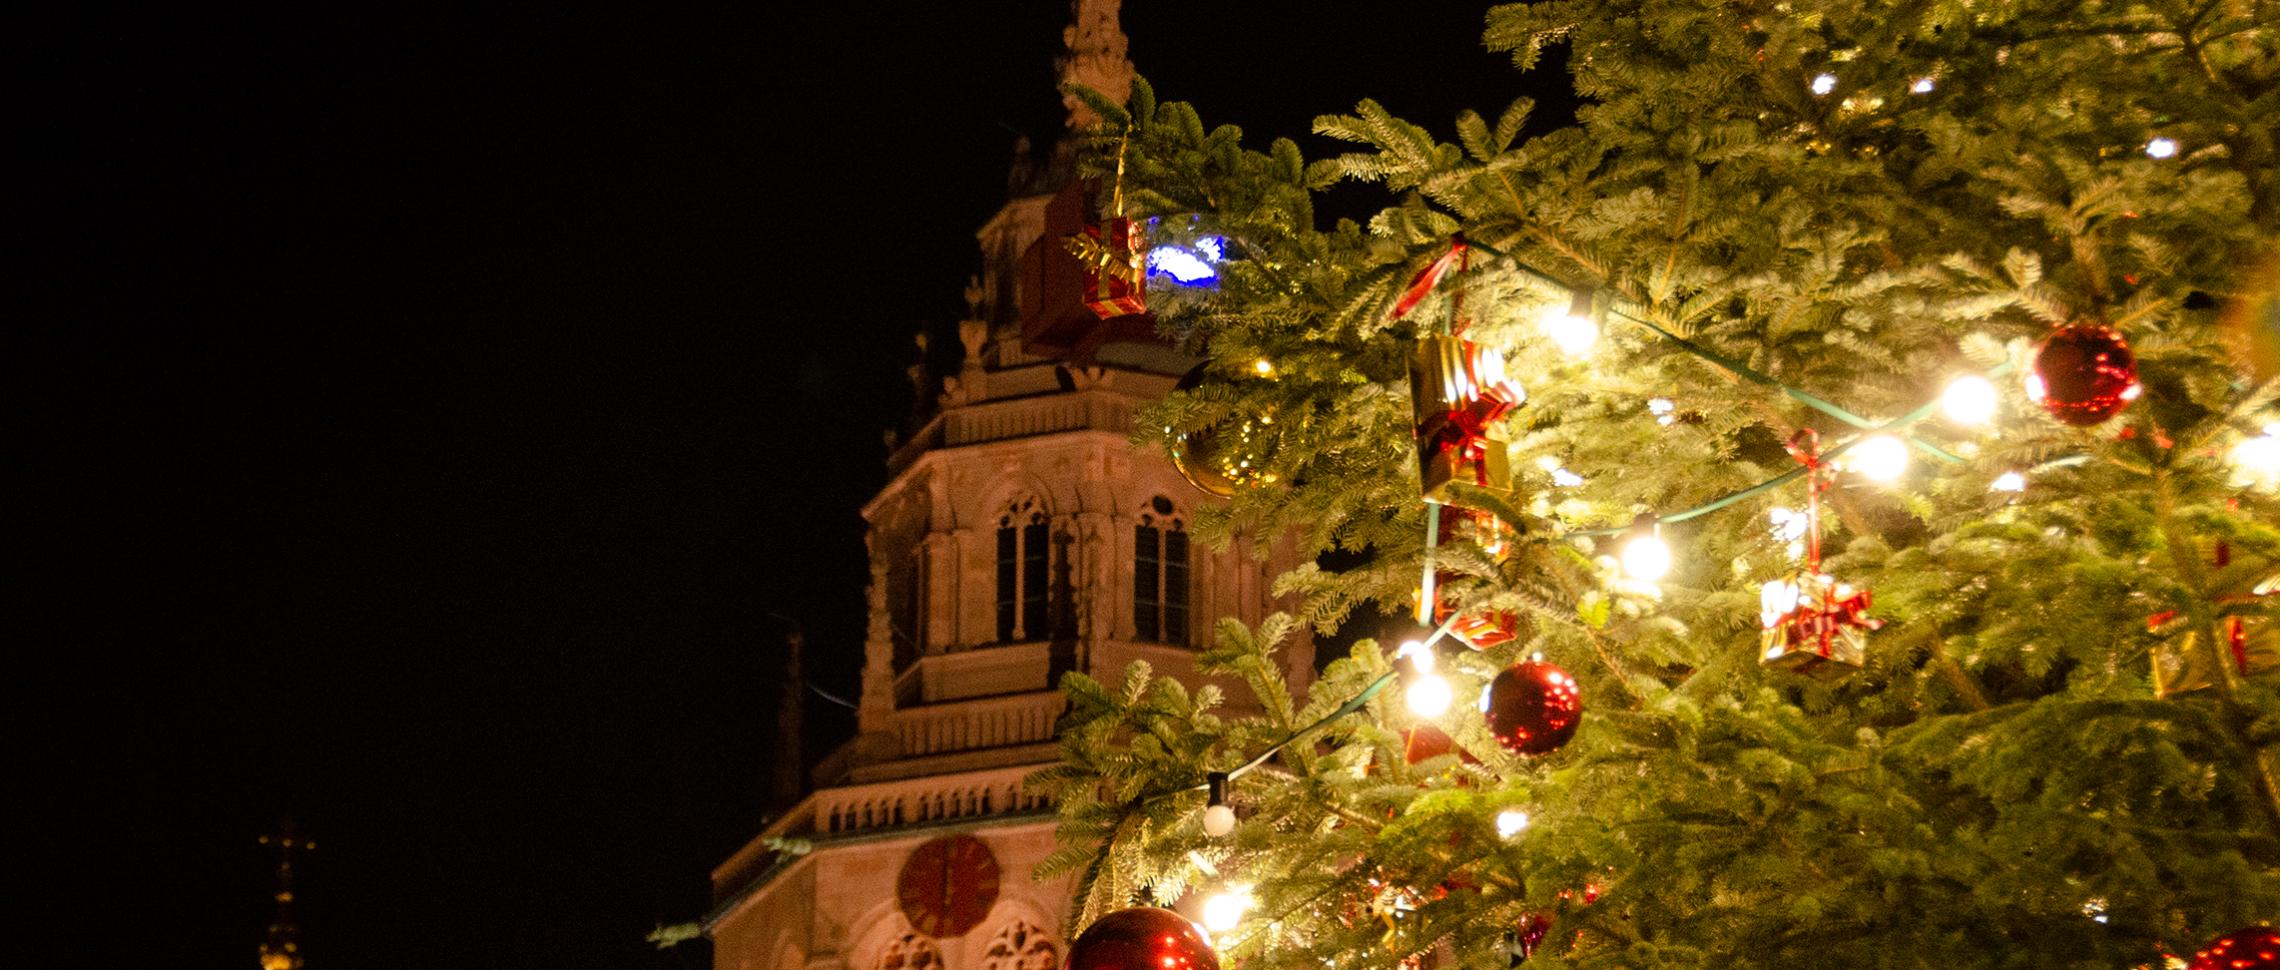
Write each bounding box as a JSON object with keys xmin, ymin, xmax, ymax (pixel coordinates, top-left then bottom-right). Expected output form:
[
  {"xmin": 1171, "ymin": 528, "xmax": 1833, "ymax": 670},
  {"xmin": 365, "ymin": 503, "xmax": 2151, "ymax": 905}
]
[{"xmin": 18, "ymin": 4, "xmax": 1566, "ymax": 967}]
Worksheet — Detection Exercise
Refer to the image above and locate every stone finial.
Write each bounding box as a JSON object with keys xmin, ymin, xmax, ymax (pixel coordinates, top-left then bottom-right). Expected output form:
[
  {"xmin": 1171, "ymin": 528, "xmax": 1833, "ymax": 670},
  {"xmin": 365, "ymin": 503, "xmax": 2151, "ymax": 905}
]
[
  {"xmin": 963, "ymin": 275, "xmax": 987, "ymax": 322},
  {"xmin": 1059, "ymin": 0, "xmax": 1134, "ymax": 128}
]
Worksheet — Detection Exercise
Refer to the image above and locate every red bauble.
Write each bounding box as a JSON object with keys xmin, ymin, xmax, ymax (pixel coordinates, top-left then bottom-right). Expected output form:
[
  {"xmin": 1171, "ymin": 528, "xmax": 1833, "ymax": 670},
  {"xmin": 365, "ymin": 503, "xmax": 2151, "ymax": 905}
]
[
  {"xmin": 2188, "ymin": 926, "xmax": 2280, "ymax": 970},
  {"xmin": 1510, "ymin": 912, "xmax": 1553, "ymax": 961},
  {"xmin": 1482, "ymin": 660, "xmax": 1582, "ymax": 755},
  {"xmin": 2025, "ymin": 325, "xmax": 2140, "ymax": 426},
  {"xmin": 1066, "ymin": 908, "xmax": 1220, "ymax": 970}
]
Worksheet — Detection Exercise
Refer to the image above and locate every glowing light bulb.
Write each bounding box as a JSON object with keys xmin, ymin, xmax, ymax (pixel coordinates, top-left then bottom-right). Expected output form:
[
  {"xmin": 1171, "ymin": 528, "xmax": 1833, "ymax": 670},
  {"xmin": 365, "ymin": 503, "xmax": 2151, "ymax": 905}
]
[
  {"xmin": 1620, "ymin": 525, "xmax": 1673, "ymax": 581},
  {"xmin": 1396, "ymin": 639, "xmax": 1436, "ymax": 675},
  {"xmin": 1202, "ymin": 804, "xmax": 1236, "ymax": 837},
  {"xmin": 1495, "ymin": 809, "xmax": 1531, "ymax": 839},
  {"xmin": 2232, "ymin": 432, "xmax": 2280, "ymax": 489},
  {"xmin": 1910, "ymin": 77, "xmax": 1935, "ymax": 94},
  {"xmin": 1850, "ymin": 434, "xmax": 1910, "ymax": 483},
  {"xmin": 1252, "ymin": 357, "xmax": 1276, "ymax": 377},
  {"xmin": 1541, "ymin": 306, "xmax": 1597, "ymax": 357},
  {"xmin": 1811, "ymin": 73, "xmax": 1837, "ymax": 96},
  {"xmin": 1648, "ymin": 398, "xmax": 1676, "ymax": 425},
  {"xmin": 1939, "ymin": 375, "xmax": 1999, "ymax": 426},
  {"xmin": 1201, "ymin": 886, "xmax": 1252, "ymax": 933},
  {"xmin": 1991, "ymin": 471, "xmax": 2027, "ymax": 493},
  {"xmin": 2146, "ymin": 137, "xmax": 2178, "ymax": 159},
  {"xmin": 1407, "ymin": 674, "xmax": 1453, "ymax": 718}
]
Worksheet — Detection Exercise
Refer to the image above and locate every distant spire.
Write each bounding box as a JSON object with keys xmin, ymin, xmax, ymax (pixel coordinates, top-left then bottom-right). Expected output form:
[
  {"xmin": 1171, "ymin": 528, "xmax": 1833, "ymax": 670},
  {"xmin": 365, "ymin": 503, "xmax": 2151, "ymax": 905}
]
[
  {"xmin": 1059, "ymin": 0, "xmax": 1134, "ymax": 128},
  {"xmin": 256, "ymin": 821, "xmax": 312, "ymax": 970}
]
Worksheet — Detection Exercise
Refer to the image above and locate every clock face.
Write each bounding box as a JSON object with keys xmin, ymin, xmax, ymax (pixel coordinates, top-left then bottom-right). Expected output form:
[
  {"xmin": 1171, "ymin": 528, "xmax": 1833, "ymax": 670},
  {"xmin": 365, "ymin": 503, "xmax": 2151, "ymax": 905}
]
[{"xmin": 896, "ymin": 834, "xmax": 1001, "ymax": 938}]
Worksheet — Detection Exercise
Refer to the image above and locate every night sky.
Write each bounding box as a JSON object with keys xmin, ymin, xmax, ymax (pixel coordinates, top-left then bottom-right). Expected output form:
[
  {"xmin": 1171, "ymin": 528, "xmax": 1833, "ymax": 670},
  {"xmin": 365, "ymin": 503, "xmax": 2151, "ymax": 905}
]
[{"xmin": 22, "ymin": 4, "xmax": 1567, "ymax": 968}]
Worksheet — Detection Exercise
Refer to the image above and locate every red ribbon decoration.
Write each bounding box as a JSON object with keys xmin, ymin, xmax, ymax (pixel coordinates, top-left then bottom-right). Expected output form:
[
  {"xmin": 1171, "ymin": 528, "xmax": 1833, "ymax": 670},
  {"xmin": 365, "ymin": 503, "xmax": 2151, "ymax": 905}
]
[{"xmin": 1391, "ymin": 236, "xmax": 1468, "ymax": 322}]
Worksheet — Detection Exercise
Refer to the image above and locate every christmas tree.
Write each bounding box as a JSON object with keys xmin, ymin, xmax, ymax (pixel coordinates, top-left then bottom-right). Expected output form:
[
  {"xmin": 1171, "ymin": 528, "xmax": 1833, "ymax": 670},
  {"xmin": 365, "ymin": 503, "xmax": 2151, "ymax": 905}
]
[{"xmin": 1029, "ymin": 0, "xmax": 2280, "ymax": 966}]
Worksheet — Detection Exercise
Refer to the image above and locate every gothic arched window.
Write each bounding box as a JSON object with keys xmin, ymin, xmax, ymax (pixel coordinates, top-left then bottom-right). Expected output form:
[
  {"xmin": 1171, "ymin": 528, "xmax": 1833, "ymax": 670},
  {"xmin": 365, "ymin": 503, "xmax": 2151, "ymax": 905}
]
[
  {"xmin": 1135, "ymin": 495, "xmax": 1189, "ymax": 644},
  {"xmin": 980, "ymin": 919, "xmax": 1058, "ymax": 970},
  {"xmin": 996, "ymin": 497, "xmax": 1051, "ymax": 642}
]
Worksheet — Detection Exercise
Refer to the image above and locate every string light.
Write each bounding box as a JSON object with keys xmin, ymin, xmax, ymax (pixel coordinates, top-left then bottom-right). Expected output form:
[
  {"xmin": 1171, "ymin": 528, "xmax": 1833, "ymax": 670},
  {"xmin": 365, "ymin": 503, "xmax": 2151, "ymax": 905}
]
[
  {"xmin": 1201, "ymin": 884, "xmax": 1253, "ymax": 933},
  {"xmin": 1406, "ymin": 674, "xmax": 1453, "ymax": 718},
  {"xmin": 1397, "ymin": 636, "xmax": 1451, "ymax": 716},
  {"xmin": 2146, "ymin": 137, "xmax": 2179, "ymax": 159},
  {"xmin": 1811, "ymin": 73, "xmax": 1837, "ymax": 96},
  {"xmin": 1939, "ymin": 375, "xmax": 1999, "ymax": 426},
  {"xmin": 1495, "ymin": 809, "xmax": 1531, "ymax": 839},
  {"xmin": 1252, "ymin": 358, "xmax": 1276, "ymax": 377},
  {"xmin": 1648, "ymin": 398, "xmax": 1676, "ymax": 426},
  {"xmin": 1536, "ymin": 455, "xmax": 1585, "ymax": 487},
  {"xmin": 1991, "ymin": 471, "xmax": 2027, "ymax": 493},
  {"xmin": 1910, "ymin": 77, "xmax": 1935, "ymax": 93},
  {"xmin": 1540, "ymin": 289, "xmax": 1597, "ymax": 357},
  {"xmin": 1619, "ymin": 514, "xmax": 1673, "ymax": 581},
  {"xmin": 2232, "ymin": 429, "xmax": 2280, "ymax": 489},
  {"xmin": 1849, "ymin": 434, "xmax": 1910, "ymax": 483},
  {"xmin": 1202, "ymin": 772, "xmax": 1236, "ymax": 837}
]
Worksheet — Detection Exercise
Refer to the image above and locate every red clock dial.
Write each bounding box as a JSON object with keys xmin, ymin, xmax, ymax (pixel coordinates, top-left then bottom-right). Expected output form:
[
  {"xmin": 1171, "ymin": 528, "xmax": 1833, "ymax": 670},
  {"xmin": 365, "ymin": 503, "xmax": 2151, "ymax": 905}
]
[{"xmin": 895, "ymin": 834, "xmax": 1000, "ymax": 938}]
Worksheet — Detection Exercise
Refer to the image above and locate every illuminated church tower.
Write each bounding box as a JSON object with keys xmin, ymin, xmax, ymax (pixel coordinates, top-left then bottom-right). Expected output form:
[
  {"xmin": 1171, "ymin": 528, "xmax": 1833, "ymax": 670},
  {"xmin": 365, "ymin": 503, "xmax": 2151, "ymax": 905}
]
[{"xmin": 704, "ymin": 4, "xmax": 1314, "ymax": 969}]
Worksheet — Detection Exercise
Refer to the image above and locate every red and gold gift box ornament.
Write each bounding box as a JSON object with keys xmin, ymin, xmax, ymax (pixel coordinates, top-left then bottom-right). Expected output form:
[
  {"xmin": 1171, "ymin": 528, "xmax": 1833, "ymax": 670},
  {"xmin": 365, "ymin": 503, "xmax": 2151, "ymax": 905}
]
[
  {"xmin": 1415, "ymin": 506, "xmax": 1519, "ymax": 648},
  {"xmin": 2148, "ymin": 540, "xmax": 2277, "ymax": 698},
  {"xmin": 1409, "ymin": 337, "xmax": 1525, "ymax": 505},
  {"xmin": 1759, "ymin": 429, "xmax": 1881, "ymax": 674},
  {"xmin": 1391, "ymin": 237, "xmax": 1526, "ymax": 507},
  {"xmin": 1760, "ymin": 571, "xmax": 1879, "ymax": 671},
  {"xmin": 1064, "ymin": 133, "xmax": 1147, "ymax": 320}
]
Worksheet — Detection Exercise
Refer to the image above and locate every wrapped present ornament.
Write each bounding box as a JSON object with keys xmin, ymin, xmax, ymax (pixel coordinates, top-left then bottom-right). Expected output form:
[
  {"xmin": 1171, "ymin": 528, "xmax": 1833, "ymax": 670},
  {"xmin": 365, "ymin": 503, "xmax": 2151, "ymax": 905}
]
[
  {"xmin": 1759, "ymin": 571, "xmax": 1880, "ymax": 672},
  {"xmin": 1070, "ymin": 216, "xmax": 1146, "ymax": 320},
  {"xmin": 2149, "ymin": 608, "xmax": 2279, "ymax": 697},
  {"xmin": 2148, "ymin": 549, "xmax": 2277, "ymax": 697},
  {"xmin": 1758, "ymin": 429, "xmax": 1879, "ymax": 674},
  {"xmin": 1410, "ymin": 335, "xmax": 1524, "ymax": 506},
  {"xmin": 1064, "ymin": 132, "xmax": 1147, "ymax": 320},
  {"xmin": 1416, "ymin": 506, "xmax": 1519, "ymax": 648}
]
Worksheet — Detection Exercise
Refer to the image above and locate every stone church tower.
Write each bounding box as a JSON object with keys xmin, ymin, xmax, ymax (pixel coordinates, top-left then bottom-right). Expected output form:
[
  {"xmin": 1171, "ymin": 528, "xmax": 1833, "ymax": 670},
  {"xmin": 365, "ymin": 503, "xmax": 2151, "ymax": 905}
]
[{"xmin": 705, "ymin": 6, "xmax": 1314, "ymax": 970}]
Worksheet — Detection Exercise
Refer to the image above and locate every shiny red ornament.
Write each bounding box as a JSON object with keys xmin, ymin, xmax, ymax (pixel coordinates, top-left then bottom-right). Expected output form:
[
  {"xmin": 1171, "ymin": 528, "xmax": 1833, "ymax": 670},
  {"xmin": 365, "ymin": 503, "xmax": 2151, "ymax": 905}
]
[
  {"xmin": 2025, "ymin": 325, "xmax": 2140, "ymax": 426},
  {"xmin": 1066, "ymin": 908, "xmax": 1220, "ymax": 970},
  {"xmin": 1510, "ymin": 912, "xmax": 1553, "ymax": 961},
  {"xmin": 1482, "ymin": 659, "xmax": 1582, "ymax": 755},
  {"xmin": 2187, "ymin": 926, "xmax": 2280, "ymax": 970}
]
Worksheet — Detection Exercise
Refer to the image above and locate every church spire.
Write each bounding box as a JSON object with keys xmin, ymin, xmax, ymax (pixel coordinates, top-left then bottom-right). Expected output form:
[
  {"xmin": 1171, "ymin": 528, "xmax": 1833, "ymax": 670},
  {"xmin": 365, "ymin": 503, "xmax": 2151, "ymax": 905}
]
[
  {"xmin": 1058, "ymin": 0, "xmax": 1134, "ymax": 128},
  {"xmin": 256, "ymin": 822, "xmax": 311, "ymax": 970}
]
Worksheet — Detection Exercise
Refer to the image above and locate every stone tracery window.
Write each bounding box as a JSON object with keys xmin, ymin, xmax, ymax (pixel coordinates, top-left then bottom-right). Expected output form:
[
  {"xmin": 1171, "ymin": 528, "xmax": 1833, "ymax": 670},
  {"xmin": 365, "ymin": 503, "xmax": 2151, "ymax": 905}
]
[
  {"xmin": 996, "ymin": 496, "xmax": 1051, "ymax": 642},
  {"xmin": 1134, "ymin": 495, "xmax": 1189, "ymax": 644},
  {"xmin": 876, "ymin": 933, "xmax": 943, "ymax": 970},
  {"xmin": 980, "ymin": 919, "xmax": 1058, "ymax": 970}
]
